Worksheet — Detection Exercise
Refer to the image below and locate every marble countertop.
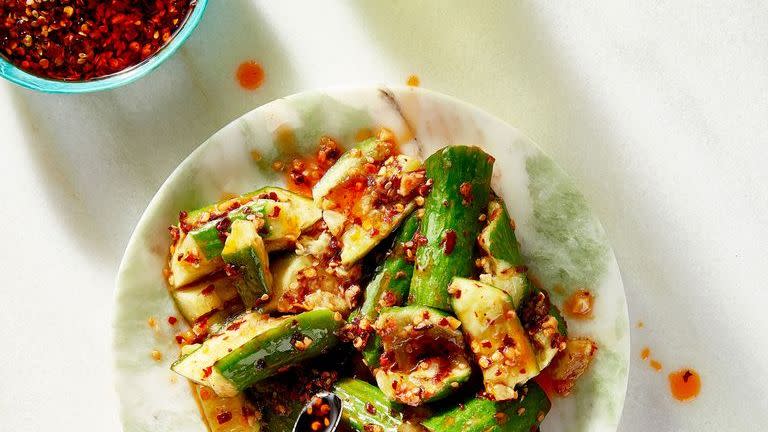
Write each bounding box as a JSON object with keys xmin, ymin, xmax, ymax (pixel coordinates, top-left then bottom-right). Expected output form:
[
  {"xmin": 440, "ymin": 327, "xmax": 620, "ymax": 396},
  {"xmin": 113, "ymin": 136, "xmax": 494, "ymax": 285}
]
[{"xmin": 1, "ymin": 1, "xmax": 766, "ymax": 430}]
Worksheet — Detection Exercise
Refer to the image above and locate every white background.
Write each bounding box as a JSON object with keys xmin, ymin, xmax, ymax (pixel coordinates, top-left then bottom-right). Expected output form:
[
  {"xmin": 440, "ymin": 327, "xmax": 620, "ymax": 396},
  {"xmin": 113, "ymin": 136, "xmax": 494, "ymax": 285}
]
[{"xmin": 1, "ymin": 1, "xmax": 766, "ymax": 430}]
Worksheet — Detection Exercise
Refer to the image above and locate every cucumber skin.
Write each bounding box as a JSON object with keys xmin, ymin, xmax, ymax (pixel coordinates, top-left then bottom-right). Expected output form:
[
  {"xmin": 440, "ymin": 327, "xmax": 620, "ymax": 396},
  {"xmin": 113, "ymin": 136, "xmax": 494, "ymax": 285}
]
[
  {"xmin": 191, "ymin": 201, "xmax": 267, "ymax": 260},
  {"xmin": 422, "ymin": 382, "xmax": 551, "ymax": 432},
  {"xmin": 215, "ymin": 309, "xmax": 341, "ymax": 391},
  {"xmin": 410, "ymin": 146, "xmax": 494, "ymax": 310},
  {"xmin": 221, "ymin": 245, "xmax": 270, "ymax": 309},
  {"xmin": 360, "ymin": 214, "xmax": 420, "ymax": 367},
  {"xmin": 334, "ymin": 379, "xmax": 403, "ymax": 431},
  {"xmin": 484, "ymin": 199, "xmax": 526, "ymax": 267},
  {"xmin": 483, "ymin": 198, "xmax": 568, "ymax": 336}
]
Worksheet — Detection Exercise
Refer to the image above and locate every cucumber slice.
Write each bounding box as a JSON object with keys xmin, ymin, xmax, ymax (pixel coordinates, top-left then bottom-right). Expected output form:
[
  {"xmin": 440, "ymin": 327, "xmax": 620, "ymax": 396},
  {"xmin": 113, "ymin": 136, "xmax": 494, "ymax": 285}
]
[
  {"xmin": 519, "ymin": 291, "xmax": 567, "ymax": 371},
  {"xmin": 222, "ymin": 220, "xmax": 272, "ymax": 309},
  {"xmin": 169, "ymin": 233, "xmax": 224, "ymax": 289},
  {"xmin": 169, "ymin": 187, "xmax": 321, "ymax": 289},
  {"xmin": 477, "ymin": 199, "xmax": 532, "ymax": 307},
  {"xmin": 262, "ymin": 252, "xmax": 359, "ymax": 314},
  {"xmin": 338, "ymin": 202, "xmax": 416, "ymax": 265},
  {"xmin": 185, "ymin": 186, "xmax": 319, "ymax": 232},
  {"xmin": 171, "ymin": 309, "xmax": 342, "ymax": 397},
  {"xmin": 217, "ymin": 308, "xmax": 342, "ymax": 394},
  {"xmin": 373, "ymin": 306, "xmax": 471, "ymax": 406},
  {"xmin": 421, "ymin": 382, "xmax": 551, "ymax": 432},
  {"xmin": 478, "ymin": 198, "xmax": 567, "ymax": 371},
  {"xmin": 358, "ymin": 213, "xmax": 420, "ymax": 367},
  {"xmin": 449, "ymin": 278, "xmax": 539, "ymax": 400},
  {"xmin": 171, "ymin": 275, "xmax": 240, "ymax": 323},
  {"xmin": 194, "ymin": 384, "xmax": 261, "ymax": 432},
  {"xmin": 191, "ymin": 188, "xmax": 322, "ymax": 259},
  {"xmin": 409, "ymin": 146, "xmax": 494, "ymax": 310},
  {"xmin": 334, "ymin": 379, "xmax": 403, "ymax": 432},
  {"xmin": 312, "ymin": 137, "xmax": 386, "ymax": 205},
  {"xmin": 312, "ymin": 138, "xmax": 426, "ymax": 265}
]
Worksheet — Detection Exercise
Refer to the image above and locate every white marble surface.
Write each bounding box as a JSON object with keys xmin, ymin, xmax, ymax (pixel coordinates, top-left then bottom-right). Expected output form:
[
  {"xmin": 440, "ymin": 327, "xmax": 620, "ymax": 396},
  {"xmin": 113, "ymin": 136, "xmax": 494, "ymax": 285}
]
[{"xmin": 0, "ymin": 1, "xmax": 766, "ymax": 431}]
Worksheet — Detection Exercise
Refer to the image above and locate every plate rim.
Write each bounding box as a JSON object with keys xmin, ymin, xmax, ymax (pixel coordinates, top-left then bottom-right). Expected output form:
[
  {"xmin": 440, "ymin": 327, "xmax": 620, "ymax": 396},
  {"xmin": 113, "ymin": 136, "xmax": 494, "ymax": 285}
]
[{"xmin": 112, "ymin": 84, "xmax": 630, "ymax": 430}]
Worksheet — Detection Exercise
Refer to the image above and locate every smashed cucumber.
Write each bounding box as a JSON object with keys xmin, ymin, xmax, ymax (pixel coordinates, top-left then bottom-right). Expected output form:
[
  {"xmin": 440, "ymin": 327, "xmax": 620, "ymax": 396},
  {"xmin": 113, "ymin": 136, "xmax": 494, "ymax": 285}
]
[
  {"xmin": 221, "ymin": 220, "xmax": 272, "ymax": 309},
  {"xmin": 422, "ymin": 382, "xmax": 551, "ymax": 432},
  {"xmin": 449, "ymin": 278, "xmax": 539, "ymax": 400},
  {"xmin": 373, "ymin": 306, "xmax": 471, "ymax": 406},
  {"xmin": 409, "ymin": 146, "xmax": 494, "ymax": 310},
  {"xmin": 334, "ymin": 379, "xmax": 403, "ymax": 431},
  {"xmin": 359, "ymin": 213, "xmax": 420, "ymax": 367},
  {"xmin": 171, "ymin": 309, "xmax": 341, "ymax": 397}
]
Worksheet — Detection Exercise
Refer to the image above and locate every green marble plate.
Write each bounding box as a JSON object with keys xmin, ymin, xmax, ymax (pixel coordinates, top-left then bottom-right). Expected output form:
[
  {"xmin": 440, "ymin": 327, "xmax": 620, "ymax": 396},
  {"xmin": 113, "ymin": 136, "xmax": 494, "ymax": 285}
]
[{"xmin": 114, "ymin": 86, "xmax": 629, "ymax": 431}]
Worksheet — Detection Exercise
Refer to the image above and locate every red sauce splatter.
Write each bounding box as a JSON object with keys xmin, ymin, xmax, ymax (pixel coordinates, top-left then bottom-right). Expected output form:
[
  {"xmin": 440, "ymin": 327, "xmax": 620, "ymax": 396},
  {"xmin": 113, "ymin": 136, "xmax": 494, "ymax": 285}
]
[
  {"xmin": 669, "ymin": 368, "xmax": 701, "ymax": 402},
  {"xmin": 406, "ymin": 74, "xmax": 420, "ymax": 87},
  {"xmin": 650, "ymin": 359, "xmax": 663, "ymax": 372},
  {"xmin": 641, "ymin": 347, "xmax": 650, "ymax": 360},
  {"xmin": 563, "ymin": 290, "xmax": 594, "ymax": 319},
  {"xmin": 236, "ymin": 60, "xmax": 265, "ymax": 90}
]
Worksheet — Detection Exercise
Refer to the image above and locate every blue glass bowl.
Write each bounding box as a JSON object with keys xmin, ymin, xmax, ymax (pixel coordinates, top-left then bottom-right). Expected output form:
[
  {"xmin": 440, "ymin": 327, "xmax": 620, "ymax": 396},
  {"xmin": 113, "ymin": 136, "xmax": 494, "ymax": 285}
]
[{"xmin": 0, "ymin": 0, "xmax": 208, "ymax": 94}]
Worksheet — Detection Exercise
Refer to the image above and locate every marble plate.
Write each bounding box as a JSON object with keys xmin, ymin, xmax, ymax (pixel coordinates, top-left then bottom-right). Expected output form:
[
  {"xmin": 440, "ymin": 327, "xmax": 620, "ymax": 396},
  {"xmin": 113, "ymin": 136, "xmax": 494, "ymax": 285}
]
[{"xmin": 113, "ymin": 86, "xmax": 629, "ymax": 432}]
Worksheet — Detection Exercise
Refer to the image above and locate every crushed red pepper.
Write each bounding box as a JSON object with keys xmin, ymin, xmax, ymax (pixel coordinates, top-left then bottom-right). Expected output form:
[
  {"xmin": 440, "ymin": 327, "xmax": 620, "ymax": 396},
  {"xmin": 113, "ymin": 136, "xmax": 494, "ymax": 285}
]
[{"xmin": 0, "ymin": 0, "xmax": 194, "ymax": 81}]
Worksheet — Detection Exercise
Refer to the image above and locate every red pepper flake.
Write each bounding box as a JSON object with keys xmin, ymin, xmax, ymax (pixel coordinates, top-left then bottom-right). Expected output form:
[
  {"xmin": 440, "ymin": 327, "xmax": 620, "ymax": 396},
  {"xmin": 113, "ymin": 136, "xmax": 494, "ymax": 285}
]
[
  {"xmin": 224, "ymin": 263, "xmax": 240, "ymax": 277},
  {"xmin": 178, "ymin": 211, "xmax": 194, "ymax": 233},
  {"xmin": 216, "ymin": 217, "xmax": 232, "ymax": 232},
  {"xmin": 202, "ymin": 366, "xmax": 213, "ymax": 378},
  {"xmin": 168, "ymin": 226, "xmax": 180, "ymax": 242},
  {"xmin": 441, "ymin": 229, "xmax": 457, "ymax": 255},
  {"xmin": 216, "ymin": 411, "xmax": 233, "ymax": 425},
  {"xmin": 201, "ymin": 284, "xmax": 215, "ymax": 296},
  {"xmin": 365, "ymin": 402, "xmax": 377, "ymax": 414},
  {"xmin": 459, "ymin": 182, "xmax": 474, "ymax": 204},
  {"xmin": 167, "ymin": 316, "xmax": 178, "ymax": 325},
  {"xmin": 183, "ymin": 253, "xmax": 200, "ymax": 265},
  {"xmin": 174, "ymin": 335, "xmax": 184, "ymax": 344},
  {"xmin": 271, "ymin": 205, "xmax": 281, "ymax": 217},
  {"xmin": 226, "ymin": 320, "xmax": 245, "ymax": 331}
]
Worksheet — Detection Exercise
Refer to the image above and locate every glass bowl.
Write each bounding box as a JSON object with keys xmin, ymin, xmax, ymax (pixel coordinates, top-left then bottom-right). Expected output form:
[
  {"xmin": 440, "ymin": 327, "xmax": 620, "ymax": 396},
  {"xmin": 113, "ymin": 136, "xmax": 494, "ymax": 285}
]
[{"xmin": 0, "ymin": 0, "xmax": 208, "ymax": 94}]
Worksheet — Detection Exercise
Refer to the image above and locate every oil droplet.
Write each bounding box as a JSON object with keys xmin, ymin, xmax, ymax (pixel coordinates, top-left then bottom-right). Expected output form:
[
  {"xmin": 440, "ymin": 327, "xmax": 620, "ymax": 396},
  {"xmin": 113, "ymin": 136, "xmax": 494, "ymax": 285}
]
[
  {"xmin": 355, "ymin": 128, "xmax": 373, "ymax": 142},
  {"xmin": 669, "ymin": 369, "xmax": 701, "ymax": 402},
  {"xmin": 563, "ymin": 290, "xmax": 594, "ymax": 319},
  {"xmin": 236, "ymin": 60, "xmax": 265, "ymax": 90},
  {"xmin": 406, "ymin": 74, "xmax": 420, "ymax": 87},
  {"xmin": 650, "ymin": 359, "xmax": 663, "ymax": 371},
  {"xmin": 641, "ymin": 347, "xmax": 650, "ymax": 360}
]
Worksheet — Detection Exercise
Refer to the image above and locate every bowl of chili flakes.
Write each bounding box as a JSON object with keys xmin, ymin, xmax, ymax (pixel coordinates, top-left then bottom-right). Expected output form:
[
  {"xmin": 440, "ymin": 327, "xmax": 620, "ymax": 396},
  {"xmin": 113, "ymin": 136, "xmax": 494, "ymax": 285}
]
[{"xmin": 0, "ymin": 0, "xmax": 208, "ymax": 93}]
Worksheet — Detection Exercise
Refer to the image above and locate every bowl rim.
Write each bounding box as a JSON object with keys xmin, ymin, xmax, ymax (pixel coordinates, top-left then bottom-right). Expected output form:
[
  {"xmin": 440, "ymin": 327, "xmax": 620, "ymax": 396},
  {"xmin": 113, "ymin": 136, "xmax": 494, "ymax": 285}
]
[{"xmin": 0, "ymin": 0, "xmax": 209, "ymax": 94}]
